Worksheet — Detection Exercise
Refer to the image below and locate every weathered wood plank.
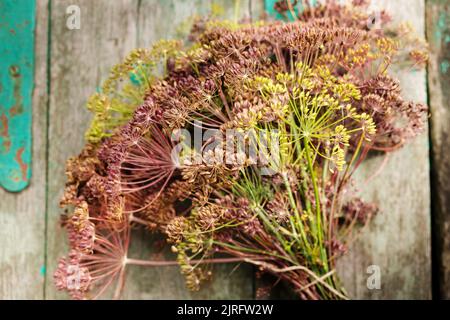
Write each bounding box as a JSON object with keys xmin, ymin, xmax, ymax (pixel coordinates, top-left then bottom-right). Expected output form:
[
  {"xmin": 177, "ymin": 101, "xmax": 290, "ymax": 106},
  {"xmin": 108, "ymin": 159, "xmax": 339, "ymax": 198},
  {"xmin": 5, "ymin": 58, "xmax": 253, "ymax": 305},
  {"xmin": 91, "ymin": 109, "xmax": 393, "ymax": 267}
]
[
  {"xmin": 337, "ymin": 0, "xmax": 431, "ymax": 300},
  {"xmin": 45, "ymin": 0, "xmax": 140, "ymax": 299},
  {"xmin": 249, "ymin": 0, "xmax": 265, "ymax": 21},
  {"xmin": 0, "ymin": 0, "xmax": 48, "ymax": 299},
  {"xmin": 426, "ymin": 0, "xmax": 450, "ymax": 300}
]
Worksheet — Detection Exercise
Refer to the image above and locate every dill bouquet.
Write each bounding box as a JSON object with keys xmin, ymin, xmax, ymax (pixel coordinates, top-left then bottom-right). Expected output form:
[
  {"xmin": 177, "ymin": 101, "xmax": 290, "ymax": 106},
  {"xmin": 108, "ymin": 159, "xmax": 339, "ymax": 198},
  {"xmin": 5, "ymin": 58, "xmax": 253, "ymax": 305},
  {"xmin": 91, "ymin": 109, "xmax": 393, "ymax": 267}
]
[{"xmin": 54, "ymin": 0, "xmax": 428, "ymax": 300}]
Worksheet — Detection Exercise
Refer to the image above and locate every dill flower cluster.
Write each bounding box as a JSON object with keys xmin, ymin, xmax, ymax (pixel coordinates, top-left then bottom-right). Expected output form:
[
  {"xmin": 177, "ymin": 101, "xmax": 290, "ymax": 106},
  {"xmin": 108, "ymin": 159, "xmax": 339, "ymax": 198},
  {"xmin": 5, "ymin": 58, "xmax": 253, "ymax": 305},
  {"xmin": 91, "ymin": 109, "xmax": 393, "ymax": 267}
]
[{"xmin": 54, "ymin": 0, "xmax": 428, "ymax": 300}]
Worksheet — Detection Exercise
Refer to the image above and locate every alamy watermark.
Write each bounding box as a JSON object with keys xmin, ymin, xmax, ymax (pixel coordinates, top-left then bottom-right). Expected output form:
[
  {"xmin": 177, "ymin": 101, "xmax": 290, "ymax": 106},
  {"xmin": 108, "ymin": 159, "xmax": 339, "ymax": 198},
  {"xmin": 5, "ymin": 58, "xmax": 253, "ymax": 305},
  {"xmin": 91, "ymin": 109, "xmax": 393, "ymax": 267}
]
[
  {"xmin": 366, "ymin": 265, "xmax": 381, "ymax": 290},
  {"xmin": 170, "ymin": 121, "xmax": 282, "ymax": 176},
  {"xmin": 66, "ymin": 5, "xmax": 81, "ymax": 30}
]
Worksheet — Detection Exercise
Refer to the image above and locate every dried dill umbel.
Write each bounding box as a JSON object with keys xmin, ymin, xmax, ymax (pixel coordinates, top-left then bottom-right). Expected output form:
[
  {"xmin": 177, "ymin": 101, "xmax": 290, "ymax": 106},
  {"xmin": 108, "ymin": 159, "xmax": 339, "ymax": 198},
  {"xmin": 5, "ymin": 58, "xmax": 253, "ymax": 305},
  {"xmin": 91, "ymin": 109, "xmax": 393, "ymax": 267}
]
[{"xmin": 55, "ymin": 0, "xmax": 428, "ymax": 300}]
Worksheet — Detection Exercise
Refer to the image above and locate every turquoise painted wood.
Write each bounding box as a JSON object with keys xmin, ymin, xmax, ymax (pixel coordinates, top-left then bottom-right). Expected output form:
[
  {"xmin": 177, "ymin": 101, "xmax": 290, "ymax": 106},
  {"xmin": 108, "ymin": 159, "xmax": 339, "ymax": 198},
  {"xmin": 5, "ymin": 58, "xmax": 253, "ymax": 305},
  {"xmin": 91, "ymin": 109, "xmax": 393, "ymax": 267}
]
[
  {"xmin": 264, "ymin": 0, "xmax": 304, "ymax": 20},
  {"xmin": 0, "ymin": 0, "xmax": 35, "ymax": 192}
]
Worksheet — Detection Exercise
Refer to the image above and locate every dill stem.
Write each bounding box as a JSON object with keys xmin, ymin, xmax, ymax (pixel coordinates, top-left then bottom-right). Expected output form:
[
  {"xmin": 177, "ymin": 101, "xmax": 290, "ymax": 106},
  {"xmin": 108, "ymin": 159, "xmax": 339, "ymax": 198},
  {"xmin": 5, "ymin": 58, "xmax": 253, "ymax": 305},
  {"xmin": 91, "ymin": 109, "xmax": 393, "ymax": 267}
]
[
  {"xmin": 283, "ymin": 173, "xmax": 311, "ymax": 253},
  {"xmin": 340, "ymin": 133, "xmax": 365, "ymax": 191},
  {"xmin": 125, "ymin": 257, "xmax": 254, "ymax": 267},
  {"xmin": 129, "ymin": 214, "xmax": 149, "ymax": 226},
  {"xmin": 254, "ymin": 206, "xmax": 294, "ymax": 256},
  {"xmin": 304, "ymin": 141, "xmax": 324, "ymax": 247}
]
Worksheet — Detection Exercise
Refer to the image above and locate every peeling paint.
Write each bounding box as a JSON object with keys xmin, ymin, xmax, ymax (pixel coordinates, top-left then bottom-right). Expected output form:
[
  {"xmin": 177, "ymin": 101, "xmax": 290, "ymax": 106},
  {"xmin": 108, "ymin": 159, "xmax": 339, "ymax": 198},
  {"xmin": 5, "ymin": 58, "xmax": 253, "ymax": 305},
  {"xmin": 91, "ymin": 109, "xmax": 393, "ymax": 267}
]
[
  {"xmin": 441, "ymin": 60, "xmax": 450, "ymax": 74},
  {"xmin": 0, "ymin": 0, "xmax": 35, "ymax": 192},
  {"xmin": 434, "ymin": 11, "xmax": 449, "ymax": 44},
  {"xmin": 9, "ymin": 65, "xmax": 23, "ymax": 116},
  {"xmin": 40, "ymin": 265, "xmax": 46, "ymax": 277},
  {"xmin": 0, "ymin": 112, "xmax": 8, "ymax": 137},
  {"xmin": 15, "ymin": 147, "xmax": 27, "ymax": 182},
  {"xmin": 0, "ymin": 112, "xmax": 10, "ymax": 153}
]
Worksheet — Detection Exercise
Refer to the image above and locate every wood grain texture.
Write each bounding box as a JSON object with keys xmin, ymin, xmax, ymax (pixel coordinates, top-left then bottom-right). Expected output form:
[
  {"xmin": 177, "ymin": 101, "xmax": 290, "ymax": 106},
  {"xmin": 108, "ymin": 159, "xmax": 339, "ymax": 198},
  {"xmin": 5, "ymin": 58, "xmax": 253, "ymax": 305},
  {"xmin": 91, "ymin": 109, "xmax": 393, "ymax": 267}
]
[
  {"xmin": 336, "ymin": 0, "xmax": 431, "ymax": 300},
  {"xmin": 426, "ymin": 0, "xmax": 450, "ymax": 299},
  {"xmin": 0, "ymin": 0, "xmax": 48, "ymax": 299}
]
